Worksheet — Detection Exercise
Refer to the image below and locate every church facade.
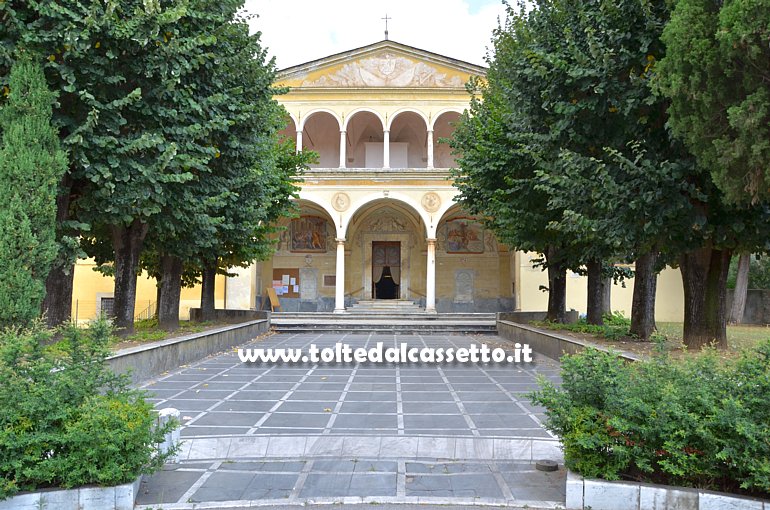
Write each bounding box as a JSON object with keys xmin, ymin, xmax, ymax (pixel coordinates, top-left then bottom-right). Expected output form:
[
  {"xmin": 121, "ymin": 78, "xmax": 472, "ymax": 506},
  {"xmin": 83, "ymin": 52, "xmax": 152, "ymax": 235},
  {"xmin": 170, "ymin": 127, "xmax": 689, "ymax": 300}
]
[
  {"xmin": 70, "ymin": 40, "xmax": 687, "ymax": 321},
  {"xmin": 222, "ymin": 40, "xmax": 685, "ymax": 318}
]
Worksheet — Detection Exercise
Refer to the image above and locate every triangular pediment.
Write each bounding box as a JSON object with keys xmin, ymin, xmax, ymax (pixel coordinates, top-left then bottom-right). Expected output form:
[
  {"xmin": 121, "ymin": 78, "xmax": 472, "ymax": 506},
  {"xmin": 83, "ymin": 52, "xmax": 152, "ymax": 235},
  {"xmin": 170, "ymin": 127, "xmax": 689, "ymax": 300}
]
[{"xmin": 276, "ymin": 40, "xmax": 486, "ymax": 89}]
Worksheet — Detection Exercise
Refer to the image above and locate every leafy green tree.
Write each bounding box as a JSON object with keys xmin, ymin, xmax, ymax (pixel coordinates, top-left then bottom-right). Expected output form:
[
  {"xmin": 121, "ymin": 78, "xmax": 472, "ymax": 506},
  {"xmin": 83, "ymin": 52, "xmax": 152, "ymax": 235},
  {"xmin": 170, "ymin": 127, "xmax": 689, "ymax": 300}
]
[
  {"xmin": 2, "ymin": 1, "xmax": 298, "ymax": 334},
  {"xmin": 519, "ymin": 0, "xmax": 701, "ymax": 335},
  {"xmin": 0, "ymin": 58, "xmax": 67, "ymax": 328},
  {"xmin": 453, "ymin": 0, "xmax": 770, "ymax": 346},
  {"xmin": 654, "ymin": 0, "xmax": 770, "ymax": 347},
  {"xmin": 452, "ymin": 0, "xmax": 680, "ymax": 329},
  {"xmin": 134, "ymin": 5, "xmax": 304, "ymax": 330},
  {"xmin": 656, "ymin": 0, "xmax": 770, "ymax": 205},
  {"xmin": 196, "ymin": 140, "xmax": 314, "ymax": 322},
  {"xmin": 1, "ymin": 1, "xmax": 189, "ymax": 332},
  {"xmin": 450, "ymin": 5, "xmax": 575, "ymax": 322}
]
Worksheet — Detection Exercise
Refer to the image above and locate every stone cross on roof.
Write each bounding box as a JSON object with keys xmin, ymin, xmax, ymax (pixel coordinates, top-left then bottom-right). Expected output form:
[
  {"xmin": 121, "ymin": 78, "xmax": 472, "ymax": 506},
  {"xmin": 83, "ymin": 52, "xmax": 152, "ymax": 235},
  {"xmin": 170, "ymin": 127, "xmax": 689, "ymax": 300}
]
[{"xmin": 382, "ymin": 13, "xmax": 392, "ymax": 40}]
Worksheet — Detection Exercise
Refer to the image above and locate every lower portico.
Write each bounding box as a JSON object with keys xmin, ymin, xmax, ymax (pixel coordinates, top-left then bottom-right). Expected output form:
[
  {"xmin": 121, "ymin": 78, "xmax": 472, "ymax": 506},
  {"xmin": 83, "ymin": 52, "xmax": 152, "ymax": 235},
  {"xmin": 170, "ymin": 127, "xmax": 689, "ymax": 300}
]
[{"xmin": 226, "ymin": 170, "xmax": 516, "ymax": 314}]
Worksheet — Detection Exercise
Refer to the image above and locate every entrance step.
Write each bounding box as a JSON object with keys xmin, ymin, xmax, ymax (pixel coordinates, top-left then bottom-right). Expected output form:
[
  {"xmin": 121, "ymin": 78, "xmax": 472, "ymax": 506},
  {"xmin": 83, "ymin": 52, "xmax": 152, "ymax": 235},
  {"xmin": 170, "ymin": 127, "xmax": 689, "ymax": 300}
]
[
  {"xmin": 347, "ymin": 299, "xmax": 424, "ymax": 314},
  {"xmin": 271, "ymin": 311, "xmax": 497, "ymax": 334}
]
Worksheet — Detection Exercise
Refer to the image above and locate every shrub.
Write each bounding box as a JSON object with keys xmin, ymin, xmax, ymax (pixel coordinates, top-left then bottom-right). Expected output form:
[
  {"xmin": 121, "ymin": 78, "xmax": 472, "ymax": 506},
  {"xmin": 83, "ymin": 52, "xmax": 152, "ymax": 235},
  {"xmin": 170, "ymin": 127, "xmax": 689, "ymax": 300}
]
[
  {"xmin": 0, "ymin": 318, "xmax": 177, "ymax": 500},
  {"xmin": 535, "ymin": 311, "xmax": 632, "ymax": 341},
  {"xmin": 530, "ymin": 343, "xmax": 770, "ymax": 497}
]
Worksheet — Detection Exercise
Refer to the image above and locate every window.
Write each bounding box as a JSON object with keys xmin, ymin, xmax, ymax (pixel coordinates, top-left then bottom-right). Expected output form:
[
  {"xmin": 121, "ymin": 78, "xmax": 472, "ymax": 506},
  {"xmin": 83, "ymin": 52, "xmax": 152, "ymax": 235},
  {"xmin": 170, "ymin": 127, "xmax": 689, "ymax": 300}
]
[{"xmin": 100, "ymin": 297, "xmax": 115, "ymax": 317}]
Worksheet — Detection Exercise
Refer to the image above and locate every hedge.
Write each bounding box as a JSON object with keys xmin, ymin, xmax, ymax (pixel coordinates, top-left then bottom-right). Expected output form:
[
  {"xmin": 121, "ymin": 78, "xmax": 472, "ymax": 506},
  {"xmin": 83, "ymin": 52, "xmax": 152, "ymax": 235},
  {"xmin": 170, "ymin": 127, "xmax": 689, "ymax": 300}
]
[
  {"xmin": 0, "ymin": 319, "xmax": 177, "ymax": 500},
  {"xmin": 530, "ymin": 341, "xmax": 770, "ymax": 498}
]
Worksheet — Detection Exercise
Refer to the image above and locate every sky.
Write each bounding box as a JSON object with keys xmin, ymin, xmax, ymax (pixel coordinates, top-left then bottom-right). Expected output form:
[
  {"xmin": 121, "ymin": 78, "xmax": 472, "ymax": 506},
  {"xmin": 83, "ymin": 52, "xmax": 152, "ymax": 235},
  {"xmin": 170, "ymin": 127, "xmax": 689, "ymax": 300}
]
[{"xmin": 242, "ymin": 0, "xmax": 509, "ymax": 70}]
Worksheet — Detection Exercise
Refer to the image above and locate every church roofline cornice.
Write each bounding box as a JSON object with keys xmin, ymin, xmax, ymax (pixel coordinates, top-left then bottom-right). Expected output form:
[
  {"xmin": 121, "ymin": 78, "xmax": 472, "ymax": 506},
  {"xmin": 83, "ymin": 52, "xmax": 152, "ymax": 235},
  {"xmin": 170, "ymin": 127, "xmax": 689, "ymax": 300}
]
[{"xmin": 276, "ymin": 39, "xmax": 487, "ymax": 80}]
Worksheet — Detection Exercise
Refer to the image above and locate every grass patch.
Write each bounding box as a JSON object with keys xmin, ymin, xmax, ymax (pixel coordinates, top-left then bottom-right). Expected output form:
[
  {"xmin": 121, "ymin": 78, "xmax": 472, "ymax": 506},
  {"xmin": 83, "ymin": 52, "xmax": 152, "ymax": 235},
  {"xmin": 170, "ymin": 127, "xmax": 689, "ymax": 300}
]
[
  {"xmin": 533, "ymin": 313, "xmax": 770, "ymax": 357},
  {"xmin": 533, "ymin": 311, "xmax": 632, "ymax": 341},
  {"xmin": 118, "ymin": 318, "xmax": 214, "ymax": 345},
  {"xmin": 657, "ymin": 322, "xmax": 770, "ymax": 351}
]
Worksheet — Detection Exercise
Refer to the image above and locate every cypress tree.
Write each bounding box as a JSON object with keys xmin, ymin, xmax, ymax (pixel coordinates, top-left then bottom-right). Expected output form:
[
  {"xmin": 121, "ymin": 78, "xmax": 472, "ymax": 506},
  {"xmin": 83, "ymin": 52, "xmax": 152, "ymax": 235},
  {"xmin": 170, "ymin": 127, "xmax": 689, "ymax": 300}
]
[{"xmin": 0, "ymin": 58, "xmax": 67, "ymax": 328}]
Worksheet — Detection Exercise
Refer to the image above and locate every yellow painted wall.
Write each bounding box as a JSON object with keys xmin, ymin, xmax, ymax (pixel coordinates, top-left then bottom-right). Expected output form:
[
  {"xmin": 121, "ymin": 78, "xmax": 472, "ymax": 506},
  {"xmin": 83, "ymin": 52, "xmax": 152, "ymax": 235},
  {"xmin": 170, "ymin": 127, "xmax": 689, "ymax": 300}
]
[
  {"xmin": 517, "ymin": 252, "xmax": 685, "ymax": 322},
  {"xmin": 71, "ymin": 259, "xmax": 227, "ymax": 323}
]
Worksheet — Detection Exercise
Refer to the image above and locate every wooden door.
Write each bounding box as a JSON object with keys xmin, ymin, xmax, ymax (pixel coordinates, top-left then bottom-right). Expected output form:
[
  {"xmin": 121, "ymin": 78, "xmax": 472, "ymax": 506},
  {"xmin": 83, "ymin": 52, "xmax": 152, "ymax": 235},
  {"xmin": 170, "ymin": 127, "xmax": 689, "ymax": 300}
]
[{"xmin": 372, "ymin": 241, "xmax": 401, "ymax": 299}]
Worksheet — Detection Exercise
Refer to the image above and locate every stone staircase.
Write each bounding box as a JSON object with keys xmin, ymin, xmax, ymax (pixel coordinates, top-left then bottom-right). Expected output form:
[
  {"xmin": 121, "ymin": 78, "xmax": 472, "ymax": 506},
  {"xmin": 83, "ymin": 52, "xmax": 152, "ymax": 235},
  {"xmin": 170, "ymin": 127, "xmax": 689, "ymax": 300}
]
[
  {"xmin": 346, "ymin": 299, "xmax": 424, "ymax": 314},
  {"xmin": 271, "ymin": 301, "xmax": 497, "ymax": 334}
]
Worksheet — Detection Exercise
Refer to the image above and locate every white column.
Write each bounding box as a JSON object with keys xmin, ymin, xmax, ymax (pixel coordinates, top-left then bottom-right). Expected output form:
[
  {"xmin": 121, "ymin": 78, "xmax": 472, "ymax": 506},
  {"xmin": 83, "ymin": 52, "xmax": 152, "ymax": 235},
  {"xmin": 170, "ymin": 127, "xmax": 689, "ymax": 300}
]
[
  {"xmin": 334, "ymin": 238, "xmax": 346, "ymax": 313},
  {"xmin": 225, "ymin": 265, "xmax": 252, "ymax": 310},
  {"xmin": 427, "ymin": 129, "xmax": 434, "ymax": 169},
  {"xmin": 383, "ymin": 129, "xmax": 390, "ymax": 169},
  {"xmin": 296, "ymin": 129, "xmax": 303, "ymax": 153},
  {"xmin": 426, "ymin": 238, "xmax": 437, "ymax": 313},
  {"xmin": 339, "ymin": 130, "xmax": 346, "ymax": 168}
]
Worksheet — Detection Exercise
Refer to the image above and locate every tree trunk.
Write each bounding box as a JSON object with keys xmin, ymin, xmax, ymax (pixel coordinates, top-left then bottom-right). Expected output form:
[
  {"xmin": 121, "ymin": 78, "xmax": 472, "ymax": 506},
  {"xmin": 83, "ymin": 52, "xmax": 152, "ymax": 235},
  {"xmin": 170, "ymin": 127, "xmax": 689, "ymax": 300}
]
[
  {"xmin": 679, "ymin": 246, "xmax": 731, "ymax": 349},
  {"xmin": 201, "ymin": 262, "xmax": 217, "ymax": 321},
  {"xmin": 154, "ymin": 278, "xmax": 162, "ymax": 320},
  {"xmin": 586, "ymin": 260, "xmax": 604, "ymax": 325},
  {"xmin": 729, "ymin": 253, "xmax": 750, "ymax": 324},
  {"xmin": 157, "ymin": 254, "xmax": 183, "ymax": 331},
  {"xmin": 43, "ymin": 173, "xmax": 74, "ymax": 327},
  {"xmin": 630, "ymin": 251, "xmax": 658, "ymax": 340},
  {"xmin": 602, "ymin": 277, "xmax": 612, "ymax": 315},
  {"xmin": 110, "ymin": 220, "xmax": 148, "ymax": 336},
  {"xmin": 43, "ymin": 263, "xmax": 74, "ymax": 327},
  {"xmin": 545, "ymin": 246, "xmax": 567, "ymax": 323}
]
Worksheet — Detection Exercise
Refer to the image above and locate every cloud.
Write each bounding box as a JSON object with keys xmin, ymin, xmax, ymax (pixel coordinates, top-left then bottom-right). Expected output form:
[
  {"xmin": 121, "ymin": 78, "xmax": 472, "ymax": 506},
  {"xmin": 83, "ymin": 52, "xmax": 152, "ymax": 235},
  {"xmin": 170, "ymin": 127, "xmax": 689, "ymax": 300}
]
[{"xmin": 243, "ymin": 0, "xmax": 508, "ymax": 69}]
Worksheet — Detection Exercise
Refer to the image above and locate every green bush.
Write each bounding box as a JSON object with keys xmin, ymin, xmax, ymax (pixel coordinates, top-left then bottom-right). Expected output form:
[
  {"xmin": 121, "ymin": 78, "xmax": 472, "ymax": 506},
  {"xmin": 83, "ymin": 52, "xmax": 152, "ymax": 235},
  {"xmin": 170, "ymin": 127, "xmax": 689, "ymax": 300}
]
[
  {"xmin": 530, "ymin": 343, "xmax": 770, "ymax": 497},
  {"xmin": 535, "ymin": 311, "xmax": 632, "ymax": 341},
  {"xmin": 0, "ymin": 319, "xmax": 177, "ymax": 500}
]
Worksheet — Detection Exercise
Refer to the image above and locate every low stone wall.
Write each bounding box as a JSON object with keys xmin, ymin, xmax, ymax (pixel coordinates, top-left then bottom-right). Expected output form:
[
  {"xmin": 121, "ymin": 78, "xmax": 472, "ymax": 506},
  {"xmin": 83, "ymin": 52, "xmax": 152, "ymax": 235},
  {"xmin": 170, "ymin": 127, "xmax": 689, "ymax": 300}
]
[
  {"xmin": 0, "ymin": 477, "xmax": 141, "ymax": 510},
  {"xmin": 497, "ymin": 310, "xmax": 579, "ymax": 324},
  {"xmin": 107, "ymin": 319, "xmax": 270, "ymax": 384},
  {"xmin": 566, "ymin": 471, "xmax": 769, "ymax": 510},
  {"xmin": 728, "ymin": 289, "xmax": 770, "ymax": 324},
  {"xmin": 189, "ymin": 308, "xmax": 268, "ymax": 323},
  {"xmin": 496, "ymin": 320, "xmax": 639, "ymax": 362}
]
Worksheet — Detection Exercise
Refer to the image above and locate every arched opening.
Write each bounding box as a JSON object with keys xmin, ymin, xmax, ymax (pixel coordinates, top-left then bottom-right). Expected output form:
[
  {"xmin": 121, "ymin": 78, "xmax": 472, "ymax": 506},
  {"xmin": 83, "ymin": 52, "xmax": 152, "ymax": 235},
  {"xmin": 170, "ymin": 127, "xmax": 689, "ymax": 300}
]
[
  {"xmin": 433, "ymin": 111, "xmax": 461, "ymax": 168},
  {"xmin": 434, "ymin": 204, "xmax": 512, "ymax": 312},
  {"xmin": 278, "ymin": 116, "xmax": 297, "ymax": 151},
  {"xmin": 345, "ymin": 111, "xmax": 384, "ymax": 168},
  {"xmin": 345, "ymin": 199, "xmax": 427, "ymax": 301},
  {"xmin": 302, "ymin": 111, "xmax": 340, "ymax": 168},
  {"xmin": 264, "ymin": 199, "xmax": 338, "ymax": 311},
  {"xmin": 389, "ymin": 111, "xmax": 428, "ymax": 168}
]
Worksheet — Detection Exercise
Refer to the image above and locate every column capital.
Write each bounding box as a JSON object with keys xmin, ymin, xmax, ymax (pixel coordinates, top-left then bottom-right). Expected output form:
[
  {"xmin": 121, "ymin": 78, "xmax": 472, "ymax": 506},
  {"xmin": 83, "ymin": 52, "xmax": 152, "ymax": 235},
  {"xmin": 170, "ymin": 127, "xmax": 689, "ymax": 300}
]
[
  {"xmin": 426, "ymin": 237, "xmax": 438, "ymax": 245},
  {"xmin": 335, "ymin": 237, "xmax": 346, "ymax": 244},
  {"xmin": 339, "ymin": 129, "xmax": 346, "ymax": 134}
]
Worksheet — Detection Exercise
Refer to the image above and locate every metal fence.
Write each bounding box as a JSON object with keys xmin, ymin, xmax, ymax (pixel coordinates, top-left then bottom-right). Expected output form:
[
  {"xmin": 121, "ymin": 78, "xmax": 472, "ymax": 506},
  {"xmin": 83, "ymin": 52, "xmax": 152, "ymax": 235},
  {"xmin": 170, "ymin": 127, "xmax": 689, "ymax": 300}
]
[{"xmin": 71, "ymin": 299, "xmax": 156, "ymax": 324}]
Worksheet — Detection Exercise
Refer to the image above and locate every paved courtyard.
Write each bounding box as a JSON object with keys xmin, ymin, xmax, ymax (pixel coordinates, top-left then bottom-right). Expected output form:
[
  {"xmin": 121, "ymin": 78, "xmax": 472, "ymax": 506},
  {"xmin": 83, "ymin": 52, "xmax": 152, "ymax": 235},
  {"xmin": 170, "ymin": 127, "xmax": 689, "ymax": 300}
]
[{"xmin": 136, "ymin": 332, "xmax": 565, "ymax": 509}]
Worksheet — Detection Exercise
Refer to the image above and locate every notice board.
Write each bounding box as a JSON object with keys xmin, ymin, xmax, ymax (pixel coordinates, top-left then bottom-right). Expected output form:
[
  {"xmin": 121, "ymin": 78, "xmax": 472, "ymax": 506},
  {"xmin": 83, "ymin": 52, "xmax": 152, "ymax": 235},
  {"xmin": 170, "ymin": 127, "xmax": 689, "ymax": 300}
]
[{"xmin": 272, "ymin": 268, "xmax": 300, "ymax": 298}]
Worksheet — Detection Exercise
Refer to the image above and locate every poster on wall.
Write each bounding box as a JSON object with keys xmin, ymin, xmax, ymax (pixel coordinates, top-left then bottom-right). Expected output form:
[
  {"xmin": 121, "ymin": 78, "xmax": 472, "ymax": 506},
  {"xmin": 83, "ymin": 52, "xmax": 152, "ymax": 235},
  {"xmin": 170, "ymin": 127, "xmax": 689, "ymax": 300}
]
[
  {"xmin": 444, "ymin": 218, "xmax": 485, "ymax": 254},
  {"xmin": 290, "ymin": 216, "xmax": 327, "ymax": 252}
]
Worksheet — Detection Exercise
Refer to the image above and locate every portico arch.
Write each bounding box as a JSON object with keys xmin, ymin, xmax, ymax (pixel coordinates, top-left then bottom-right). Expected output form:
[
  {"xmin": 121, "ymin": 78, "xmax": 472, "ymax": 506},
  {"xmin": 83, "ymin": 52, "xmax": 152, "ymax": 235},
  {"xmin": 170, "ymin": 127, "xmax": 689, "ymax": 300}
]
[
  {"xmin": 344, "ymin": 109, "xmax": 385, "ymax": 168},
  {"xmin": 342, "ymin": 192, "xmax": 430, "ymax": 240},
  {"xmin": 345, "ymin": 199, "xmax": 428, "ymax": 301},
  {"xmin": 432, "ymin": 110, "xmax": 462, "ymax": 168},
  {"xmin": 263, "ymin": 199, "xmax": 338, "ymax": 312},
  {"xmin": 278, "ymin": 115, "xmax": 298, "ymax": 144},
  {"xmin": 301, "ymin": 110, "xmax": 341, "ymax": 168},
  {"xmin": 389, "ymin": 110, "xmax": 429, "ymax": 168}
]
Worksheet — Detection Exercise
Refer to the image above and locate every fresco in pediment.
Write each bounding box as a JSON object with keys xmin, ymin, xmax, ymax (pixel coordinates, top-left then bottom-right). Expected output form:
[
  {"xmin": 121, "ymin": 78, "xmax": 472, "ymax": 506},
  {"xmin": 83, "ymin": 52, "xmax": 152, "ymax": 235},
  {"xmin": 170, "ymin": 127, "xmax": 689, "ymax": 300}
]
[{"xmin": 299, "ymin": 52, "xmax": 465, "ymax": 88}]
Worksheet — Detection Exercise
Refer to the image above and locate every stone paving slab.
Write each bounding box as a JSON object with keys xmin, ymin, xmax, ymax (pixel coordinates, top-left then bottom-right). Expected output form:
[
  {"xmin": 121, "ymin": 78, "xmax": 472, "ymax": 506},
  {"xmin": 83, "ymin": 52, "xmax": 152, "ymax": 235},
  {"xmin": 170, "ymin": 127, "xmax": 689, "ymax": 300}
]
[
  {"xmin": 137, "ymin": 332, "xmax": 565, "ymax": 508},
  {"xmin": 135, "ymin": 459, "xmax": 565, "ymax": 508}
]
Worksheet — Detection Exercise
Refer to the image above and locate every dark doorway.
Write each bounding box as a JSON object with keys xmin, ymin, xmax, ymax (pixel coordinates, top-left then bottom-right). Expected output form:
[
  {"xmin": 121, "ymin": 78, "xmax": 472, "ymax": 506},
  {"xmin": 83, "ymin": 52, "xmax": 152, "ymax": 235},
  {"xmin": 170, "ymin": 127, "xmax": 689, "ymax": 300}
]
[{"xmin": 372, "ymin": 241, "xmax": 401, "ymax": 299}]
